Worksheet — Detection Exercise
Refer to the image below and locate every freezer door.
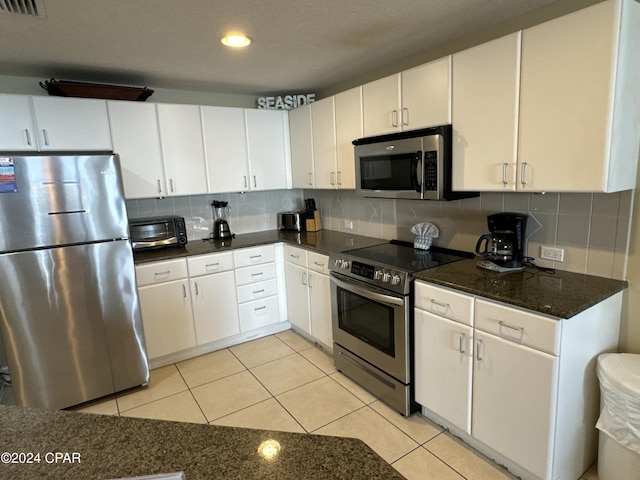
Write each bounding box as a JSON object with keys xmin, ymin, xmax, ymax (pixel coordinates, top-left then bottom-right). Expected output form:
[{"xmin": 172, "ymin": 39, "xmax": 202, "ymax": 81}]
[
  {"xmin": 0, "ymin": 154, "xmax": 128, "ymax": 252},
  {"xmin": 0, "ymin": 240, "xmax": 149, "ymax": 410}
]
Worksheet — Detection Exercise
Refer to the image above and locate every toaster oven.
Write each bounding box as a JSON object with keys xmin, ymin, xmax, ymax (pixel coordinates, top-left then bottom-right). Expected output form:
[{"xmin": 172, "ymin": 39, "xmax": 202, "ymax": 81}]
[{"xmin": 129, "ymin": 215, "xmax": 188, "ymax": 250}]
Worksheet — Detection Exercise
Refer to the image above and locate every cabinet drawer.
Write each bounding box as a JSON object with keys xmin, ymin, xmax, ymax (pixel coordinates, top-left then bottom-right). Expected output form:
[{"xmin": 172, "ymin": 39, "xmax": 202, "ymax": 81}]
[
  {"xmin": 475, "ymin": 299, "xmax": 561, "ymax": 355},
  {"xmin": 187, "ymin": 251, "xmax": 234, "ymax": 277},
  {"xmin": 237, "ymin": 279, "xmax": 279, "ymax": 304},
  {"xmin": 235, "ymin": 262, "xmax": 277, "ymax": 286},
  {"xmin": 415, "ymin": 281, "xmax": 474, "ymax": 326},
  {"xmin": 135, "ymin": 259, "xmax": 188, "ymax": 286},
  {"xmin": 308, "ymin": 251, "xmax": 330, "ymax": 274},
  {"xmin": 283, "ymin": 244, "xmax": 308, "ymax": 266},
  {"xmin": 233, "ymin": 244, "xmax": 275, "ymax": 268},
  {"xmin": 238, "ymin": 295, "xmax": 280, "ymax": 331}
]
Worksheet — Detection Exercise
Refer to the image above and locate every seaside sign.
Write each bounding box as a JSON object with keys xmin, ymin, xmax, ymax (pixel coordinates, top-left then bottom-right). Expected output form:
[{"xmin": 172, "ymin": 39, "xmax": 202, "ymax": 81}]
[{"xmin": 257, "ymin": 93, "xmax": 315, "ymax": 110}]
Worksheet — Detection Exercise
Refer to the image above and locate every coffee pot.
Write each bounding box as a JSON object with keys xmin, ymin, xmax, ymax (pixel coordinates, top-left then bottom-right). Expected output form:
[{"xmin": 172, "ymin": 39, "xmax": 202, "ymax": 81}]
[
  {"xmin": 211, "ymin": 200, "xmax": 233, "ymax": 239},
  {"xmin": 475, "ymin": 213, "xmax": 528, "ymax": 272}
]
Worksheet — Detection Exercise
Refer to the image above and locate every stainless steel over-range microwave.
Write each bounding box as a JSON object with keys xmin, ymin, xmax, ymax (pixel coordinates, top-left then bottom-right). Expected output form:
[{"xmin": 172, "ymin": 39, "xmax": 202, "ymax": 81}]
[{"xmin": 354, "ymin": 125, "xmax": 478, "ymax": 200}]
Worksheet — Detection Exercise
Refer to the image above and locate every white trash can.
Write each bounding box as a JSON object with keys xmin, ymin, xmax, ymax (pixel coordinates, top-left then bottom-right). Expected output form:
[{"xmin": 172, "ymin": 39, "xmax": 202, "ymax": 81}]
[{"xmin": 596, "ymin": 353, "xmax": 640, "ymax": 480}]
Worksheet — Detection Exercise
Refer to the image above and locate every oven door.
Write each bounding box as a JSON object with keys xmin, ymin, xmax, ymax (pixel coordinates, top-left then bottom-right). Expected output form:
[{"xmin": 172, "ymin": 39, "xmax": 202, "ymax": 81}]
[{"xmin": 330, "ymin": 272, "xmax": 410, "ymax": 383}]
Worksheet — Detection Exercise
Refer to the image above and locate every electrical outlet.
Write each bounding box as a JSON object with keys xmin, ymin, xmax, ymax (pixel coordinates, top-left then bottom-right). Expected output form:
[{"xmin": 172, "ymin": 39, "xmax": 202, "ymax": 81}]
[
  {"xmin": 540, "ymin": 245, "xmax": 564, "ymax": 262},
  {"xmin": 344, "ymin": 220, "xmax": 353, "ymax": 230}
]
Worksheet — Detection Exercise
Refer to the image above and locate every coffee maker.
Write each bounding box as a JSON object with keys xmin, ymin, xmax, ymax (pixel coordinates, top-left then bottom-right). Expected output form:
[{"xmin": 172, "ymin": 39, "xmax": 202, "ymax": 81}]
[
  {"xmin": 475, "ymin": 213, "xmax": 528, "ymax": 272},
  {"xmin": 211, "ymin": 200, "xmax": 233, "ymax": 239}
]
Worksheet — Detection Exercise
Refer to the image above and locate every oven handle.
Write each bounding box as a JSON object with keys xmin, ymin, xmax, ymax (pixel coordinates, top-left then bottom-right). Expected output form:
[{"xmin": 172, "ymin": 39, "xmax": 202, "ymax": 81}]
[{"xmin": 330, "ymin": 274, "xmax": 405, "ymax": 307}]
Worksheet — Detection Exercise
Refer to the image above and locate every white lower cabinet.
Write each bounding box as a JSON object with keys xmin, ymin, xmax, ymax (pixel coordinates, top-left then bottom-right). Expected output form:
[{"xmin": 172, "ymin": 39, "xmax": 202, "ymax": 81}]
[
  {"xmin": 283, "ymin": 245, "xmax": 332, "ymax": 348},
  {"xmin": 415, "ymin": 280, "xmax": 622, "ymax": 480},
  {"xmin": 187, "ymin": 252, "xmax": 240, "ymax": 345},
  {"xmin": 234, "ymin": 245, "xmax": 281, "ymax": 331},
  {"xmin": 136, "ymin": 259, "xmax": 196, "ymax": 360}
]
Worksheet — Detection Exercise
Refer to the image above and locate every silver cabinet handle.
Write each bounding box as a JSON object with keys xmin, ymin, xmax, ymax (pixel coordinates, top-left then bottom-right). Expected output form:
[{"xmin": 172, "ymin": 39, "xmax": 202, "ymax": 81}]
[
  {"xmin": 302, "ymin": 271, "xmax": 307, "ymax": 286},
  {"xmin": 194, "ymin": 282, "xmax": 199, "ymax": 296},
  {"xmin": 476, "ymin": 339, "xmax": 484, "ymax": 361},
  {"xmin": 430, "ymin": 299, "xmax": 450, "ymax": 312},
  {"xmin": 250, "ymin": 254, "xmax": 263, "ymax": 262},
  {"xmin": 251, "ymin": 272, "xmax": 264, "ymax": 279},
  {"xmin": 314, "ymin": 261, "xmax": 324, "ymax": 268},
  {"xmin": 244, "ymin": 175, "xmax": 248, "ymax": 189},
  {"xmin": 42, "ymin": 129, "xmax": 50, "ymax": 146},
  {"xmin": 499, "ymin": 320, "xmax": 524, "ymax": 338},
  {"xmin": 252, "ymin": 289, "xmax": 265, "ymax": 295},
  {"xmin": 308, "ymin": 274, "xmax": 313, "ymax": 288},
  {"xmin": 24, "ymin": 129, "xmax": 32, "ymax": 146},
  {"xmin": 169, "ymin": 178, "xmax": 175, "ymax": 193},
  {"xmin": 308, "ymin": 172, "xmax": 313, "ymax": 186},
  {"xmin": 205, "ymin": 262, "xmax": 220, "ymax": 271},
  {"xmin": 254, "ymin": 305, "xmax": 267, "ymax": 312},
  {"xmin": 330, "ymin": 171, "xmax": 335, "ymax": 185},
  {"xmin": 253, "ymin": 175, "xmax": 257, "ymax": 188},
  {"xmin": 502, "ymin": 163, "xmax": 508, "ymax": 186},
  {"xmin": 156, "ymin": 179, "xmax": 162, "ymax": 194},
  {"xmin": 459, "ymin": 333, "xmax": 466, "ymax": 354},
  {"xmin": 520, "ymin": 162, "xmax": 528, "ymax": 186},
  {"xmin": 337, "ymin": 171, "xmax": 342, "ymax": 186},
  {"xmin": 402, "ymin": 107, "xmax": 409, "ymax": 126},
  {"xmin": 289, "ymin": 253, "xmax": 299, "ymax": 259},
  {"xmin": 154, "ymin": 270, "xmax": 171, "ymax": 279},
  {"xmin": 391, "ymin": 110, "xmax": 398, "ymax": 128},
  {"xmin": 182, "ymin": 284, "xmax": 187, "ymax": 298}
]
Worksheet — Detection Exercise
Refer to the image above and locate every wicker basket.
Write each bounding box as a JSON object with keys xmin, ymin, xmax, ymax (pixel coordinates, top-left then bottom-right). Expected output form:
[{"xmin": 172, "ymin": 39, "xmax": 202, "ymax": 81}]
[{"xmin": 40, "ymin": 78, "xmax": 154, "ymax": 101}]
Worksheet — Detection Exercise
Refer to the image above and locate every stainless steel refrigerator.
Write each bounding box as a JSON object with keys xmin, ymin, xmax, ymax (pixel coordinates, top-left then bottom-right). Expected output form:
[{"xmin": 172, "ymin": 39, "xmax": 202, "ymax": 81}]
[{"xmin": 0, "ymin": 154, "xmax": 149, "ymax": 410}]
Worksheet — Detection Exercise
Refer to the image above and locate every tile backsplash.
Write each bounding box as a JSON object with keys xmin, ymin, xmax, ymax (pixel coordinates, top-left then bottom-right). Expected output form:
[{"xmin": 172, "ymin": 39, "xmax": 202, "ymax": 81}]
[{"xmin": 126, "ymin": 188, "xmax": 632, "ymax": 280}]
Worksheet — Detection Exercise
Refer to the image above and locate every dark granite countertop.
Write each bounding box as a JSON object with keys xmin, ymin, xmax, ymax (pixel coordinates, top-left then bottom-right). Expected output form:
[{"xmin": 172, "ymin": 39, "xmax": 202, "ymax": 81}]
[
  {"xmin": 414, "ymin": 257, "xmax": 628, "ymax": 319},
  {"xmin": 0, "ymin": 405, "xmax": 404, "ymax": 480},
  {"xmin": 133, "ymin": 229, "xmax": 387, "ymax": 264}
]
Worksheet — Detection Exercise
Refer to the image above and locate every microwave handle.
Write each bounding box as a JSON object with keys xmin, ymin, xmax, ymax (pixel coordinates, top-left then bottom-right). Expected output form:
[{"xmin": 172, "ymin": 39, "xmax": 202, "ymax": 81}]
[{"xmin": 412, "ymin": 151, "xmax": 422, "ymax": 193}]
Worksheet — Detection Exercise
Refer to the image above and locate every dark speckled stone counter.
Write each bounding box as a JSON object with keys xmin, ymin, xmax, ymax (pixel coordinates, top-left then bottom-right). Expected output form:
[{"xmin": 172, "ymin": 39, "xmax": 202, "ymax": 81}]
[
  {"xmin": 133, "ymin": 230, "xmax": 387, "ymax": 264},
  {"xmin": 414, "ymin": 257, "xmax": 627, "ymax": 319},
  {"xmin": 0, "ymin": 405, "xmax": 404, "ymax": 480}
]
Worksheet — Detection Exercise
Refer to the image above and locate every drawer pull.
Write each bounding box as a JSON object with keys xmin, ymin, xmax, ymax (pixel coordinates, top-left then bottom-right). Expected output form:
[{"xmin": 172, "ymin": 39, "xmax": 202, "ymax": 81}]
[
  {"xmin": 459, "ymin": 333, "xmax": 466, "ymax": 354},
  {"xmin": 250, "ymin": 254, "xmax": 263, "ymax": 262},
  {"xmin": 252, "ymin": 289, "xmax": 265, "ymax": 295},
  {"xmin": 314, "ymin": 261, "xmax": 324, "ymax": 268},
  {"xmin": 498, "ymin": 320, "xmax": 524, "ymax": 339},
  {"xmin": 251, "ymin": 272, "xmax": 264, "ymax": 279},
  {"xmin": 206, "ymin": 262, "xmax": 220, "ymax": 270},
  {"xmin": 430, "ymin": 299, "xmax": 450, "ymax": 310},
  {"xmin": 290, "ymin": 254, "xmax": 299, "ymax": 259},
  {"xmin": 154, "ymin": 270, "xmax": 171, "ymax": 278},
  {"xmin": 254, "ymin": 305, "xmax": 267, "ymax": 313}
]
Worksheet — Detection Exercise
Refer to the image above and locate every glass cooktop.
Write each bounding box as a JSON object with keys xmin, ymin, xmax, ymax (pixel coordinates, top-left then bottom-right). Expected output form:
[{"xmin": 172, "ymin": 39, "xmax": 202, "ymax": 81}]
[{"xmin": 343, "ymin": 240, "xmax": 473, "ymax": 273}]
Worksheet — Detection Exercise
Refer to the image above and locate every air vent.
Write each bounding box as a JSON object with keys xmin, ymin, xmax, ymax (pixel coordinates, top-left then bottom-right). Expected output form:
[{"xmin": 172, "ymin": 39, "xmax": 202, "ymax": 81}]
[{"xmin": 0, "ymin": 0, "xmax": 46, "ymax": 17}]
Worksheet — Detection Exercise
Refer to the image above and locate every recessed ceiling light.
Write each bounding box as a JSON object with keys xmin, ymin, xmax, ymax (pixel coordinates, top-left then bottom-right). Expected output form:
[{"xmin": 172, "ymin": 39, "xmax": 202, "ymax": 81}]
[{"xmin": 221, "ymin": 34, "xmax": 252, "ymax": 48}]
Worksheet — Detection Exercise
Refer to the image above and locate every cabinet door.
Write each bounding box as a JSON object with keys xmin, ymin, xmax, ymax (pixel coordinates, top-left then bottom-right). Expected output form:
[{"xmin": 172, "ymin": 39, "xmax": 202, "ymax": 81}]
[
  {"xmin": 518, "ymin": 1, "xmax": 616, "ymax": 192},
  {"xmin": 362, "ymin": 73, "xmax": 401, "ymax": 136},
  {"xmin": 157, "ymin": 103, "xmax": 208, "ymax": 196},
  {"xmin": 415, "ymin": 309, "xmax": 473, "ymax": 434},
  {"xmin": 401, "ymin": 56, "xmax": 451, "ymax": 130},
  {"xmin": 0, "ymin": 94, "xmax": 37, "ymax": 151},
  {"xmin": 190, "ymin": 270, "xmax": 240, "ymax": 344},
  {"xmin": 308, "ymin": 271, "xmax": 331, "ymax": 347},
  {"xmin": 288, "ymin": 103, "xmax": 314, "ymax": 188},
  {"xmin": 31, "ymin": 96, "xmax": 112, "ymax": 151},
  {"xmin": 107, "ymin": 100, "xmax": 166, "ymax": 198},
  {"xmin": 201, "ymin": 105, "xmax": 250, "ymax": 193},
  {"xmin": 245, "ymin": 109, "xmax": 290, "ymax": 191},
  {"xmin": 334, "ymin": 86, "xmax": 362, "ymax": 190},
  {"xmin": 473, "ymin": 330, "xmax": 559, "ymax": 480},
  {"xmin": 312, "ymin": 97, "xmax": 338, "ymax": 189},
  {"xmin": 452, "ymin": 33, "xmax": 520, "ymax": 192},
  {"xmin": 137, "ymin": 279, "xmax": 196, "ymax": 360},
  {"xmin": 284, "ymin": 261, "xmax": 311, "ymax": 334}
]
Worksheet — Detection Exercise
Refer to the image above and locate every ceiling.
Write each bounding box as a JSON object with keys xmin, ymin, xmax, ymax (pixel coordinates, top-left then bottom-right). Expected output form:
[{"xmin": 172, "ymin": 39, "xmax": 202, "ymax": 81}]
[{"xmin": 0, "ymin": 0, "xmax": 595, "ymax": 97}]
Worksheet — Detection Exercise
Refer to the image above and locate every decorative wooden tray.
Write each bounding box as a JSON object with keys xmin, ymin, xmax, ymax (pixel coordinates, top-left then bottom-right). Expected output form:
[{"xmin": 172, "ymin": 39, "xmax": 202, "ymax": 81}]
[{"xmin": 40, "ymin": 78, "xmax": 154, "ymax": 101}]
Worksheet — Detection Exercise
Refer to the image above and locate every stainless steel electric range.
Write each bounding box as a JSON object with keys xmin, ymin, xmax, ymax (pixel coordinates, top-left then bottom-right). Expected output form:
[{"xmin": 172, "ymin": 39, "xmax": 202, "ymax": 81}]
[{"xmin": 329, "ymin": 240, "xmax": 472, "ymax": 416}]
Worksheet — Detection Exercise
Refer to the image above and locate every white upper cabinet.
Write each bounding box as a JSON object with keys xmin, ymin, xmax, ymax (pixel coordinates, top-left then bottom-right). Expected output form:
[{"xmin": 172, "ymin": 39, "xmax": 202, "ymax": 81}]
[
  {"xmin": 30, "ymin": 96, "xmax": 113, "ymax": 151},
  {"xmin": 288, "ymin": 103, "xmax": 314, "ymax": 188},
  {"xmin": 517, "ymin": 0, "xmax": 640, "ymax": 192},
  {"xmin": 452, "ymin": 32, "xmax": 521, "ymax": 192},
  {"xmin": 107, "ymin": 100, "xmax": 166, "ymax": 199},
  {"xmin": 0, "ymin": 94, "xmax": 37, "ymax": 151},
  {"xmin": 311, "ymin": 97, "xmax": 338, "ymax": 189},
  {"xmin": 334, "ymin": 86, "xmax": 362, "ymax": 190},
  {"xmin": 245, "ymin": 109, "xmax": 290, "ymax": 191},
  {"xmin": 201, "ymin": 106, "xmax": 250, "ymax": 193},
  {"xmin": 156, "ymin": 103, "xmax": 208, "ymax": 196},
  {"xmin": 362, "ymin": 57, "xmax": 451, "ymax": 136}
]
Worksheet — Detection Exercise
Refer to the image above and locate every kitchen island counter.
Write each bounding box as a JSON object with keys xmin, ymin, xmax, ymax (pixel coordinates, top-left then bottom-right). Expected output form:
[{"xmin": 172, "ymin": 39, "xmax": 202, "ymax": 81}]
[
  {"xmin": 414, "ymin": 257, "xmax": 627, "ymax": 318},
  {"xmin": 0, "ymin": 405, "xmax": 404, "ymax": 480},
  {"xmin": 133, "ymin": 230, "xmax": 387, "ymax": 264}
]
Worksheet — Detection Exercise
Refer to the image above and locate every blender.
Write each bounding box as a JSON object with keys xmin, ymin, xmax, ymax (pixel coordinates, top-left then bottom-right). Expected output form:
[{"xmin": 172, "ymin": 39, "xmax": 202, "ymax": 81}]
[{"xmin": 211, "ymin": 201, "xmax": 233, "ymax": 239}]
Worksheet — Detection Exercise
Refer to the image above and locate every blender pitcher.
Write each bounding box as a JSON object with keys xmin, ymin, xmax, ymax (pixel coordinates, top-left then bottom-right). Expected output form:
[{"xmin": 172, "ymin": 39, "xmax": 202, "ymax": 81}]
[{"xmin": 212, "ymin": 201, "xmax": 233, "ymax": 239}]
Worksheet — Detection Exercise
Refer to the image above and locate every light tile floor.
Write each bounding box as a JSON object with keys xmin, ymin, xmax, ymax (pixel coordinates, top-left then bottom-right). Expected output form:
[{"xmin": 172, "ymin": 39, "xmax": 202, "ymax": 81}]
[{"xmin": 74, "ymin": 330, "xmax": 599, "ymax": 480}]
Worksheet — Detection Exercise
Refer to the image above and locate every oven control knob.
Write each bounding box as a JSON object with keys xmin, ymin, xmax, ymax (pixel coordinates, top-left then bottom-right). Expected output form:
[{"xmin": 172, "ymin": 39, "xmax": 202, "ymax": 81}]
[
  {"xmin": 382, "ymin": 272, "xmax": 391, "ymax": 283},
  {"xmin": 340, "ymin": 260, "xmax": 351, "ymax": 270},
  {"xmin": 390, "ymin": 274, "xmax": 402, "ymax": 286},
  {"xmin": 373, "ymin": 270, "xmax": 383, "ymax": 280}
]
